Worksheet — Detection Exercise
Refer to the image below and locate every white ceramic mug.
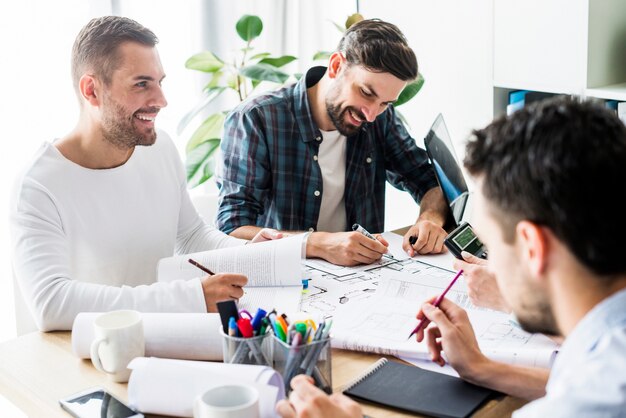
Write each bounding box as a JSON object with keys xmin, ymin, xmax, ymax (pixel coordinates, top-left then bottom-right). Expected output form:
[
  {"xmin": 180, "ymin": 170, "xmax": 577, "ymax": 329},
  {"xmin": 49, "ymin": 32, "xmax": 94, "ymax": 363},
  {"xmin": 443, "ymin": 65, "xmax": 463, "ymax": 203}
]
[
  {"xmin": 194, "ymin": 384, "xmax": 260, "ymax": 418},
  {"xmin": 90, "ymin": 310, "xmax": 144, "ymax": 383}
]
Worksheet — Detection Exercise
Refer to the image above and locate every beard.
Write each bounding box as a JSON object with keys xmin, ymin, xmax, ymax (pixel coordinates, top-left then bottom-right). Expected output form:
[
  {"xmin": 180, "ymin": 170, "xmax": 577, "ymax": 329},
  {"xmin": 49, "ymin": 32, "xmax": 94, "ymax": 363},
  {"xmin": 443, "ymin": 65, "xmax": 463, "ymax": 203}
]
[
  {"xmin": 515, "ymin": 297, "xmax": 560, "ymax": 336},
  {"xmin": 101, "ymin": 93, "xmax": 158, "ymax": 149},
  {"xmin": 325, "ymin": 100, "xmax": 366, "ymax": 137}
]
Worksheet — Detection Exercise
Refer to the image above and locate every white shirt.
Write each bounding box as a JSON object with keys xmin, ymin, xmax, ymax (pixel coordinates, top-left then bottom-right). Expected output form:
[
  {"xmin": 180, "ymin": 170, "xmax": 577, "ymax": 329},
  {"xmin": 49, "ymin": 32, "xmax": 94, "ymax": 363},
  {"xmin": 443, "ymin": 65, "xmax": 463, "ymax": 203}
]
[
  {"xmin": 514, "ymin": 288, "xmax": 626, "ymax": 417},
  {"xmin": 316, "ymin": 129, "xmax": 347, "ymax": 232},
  {"xmin": 10, "ymin": 132, "xmax": 245, "ymax": 331}
]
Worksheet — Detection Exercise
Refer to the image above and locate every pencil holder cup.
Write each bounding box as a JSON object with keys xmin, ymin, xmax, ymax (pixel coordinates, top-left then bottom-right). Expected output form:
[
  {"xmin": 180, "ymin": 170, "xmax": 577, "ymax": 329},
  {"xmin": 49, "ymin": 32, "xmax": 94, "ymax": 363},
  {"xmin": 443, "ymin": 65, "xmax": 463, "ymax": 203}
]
[
  {"xmin": 271, "ymin": 335, "xmax": 332, "ymax": 395},
  {"xmin": 220, "ymin": 328, "xmax": 272, "ymax": 366}
]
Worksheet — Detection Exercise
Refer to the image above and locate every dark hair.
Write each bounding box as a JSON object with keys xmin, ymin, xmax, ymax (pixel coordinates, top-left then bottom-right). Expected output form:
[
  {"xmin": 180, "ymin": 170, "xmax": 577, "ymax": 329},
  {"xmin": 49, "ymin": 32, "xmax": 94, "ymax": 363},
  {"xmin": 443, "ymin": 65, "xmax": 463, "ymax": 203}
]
[
  {"xmin": 71, "ymin": 16, "xmax": 158, "ymax": 90},
  {"xmin": 337, "ymin": 19, "xmax": 417, "ymax": 81},
  {"xmin": 464, "ymin": 96, "xmax": 626, "ymax": 276}
]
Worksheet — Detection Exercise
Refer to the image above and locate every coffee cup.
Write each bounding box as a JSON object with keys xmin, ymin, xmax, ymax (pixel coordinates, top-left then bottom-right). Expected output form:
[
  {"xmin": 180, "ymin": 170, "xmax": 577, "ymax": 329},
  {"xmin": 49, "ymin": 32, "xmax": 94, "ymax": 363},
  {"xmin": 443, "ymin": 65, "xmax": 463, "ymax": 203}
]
[
  {"xmin": 90, "ymin": 310, "xmax": 144, "ymax": 383},
  {"xmin": 193, "ymin": 384, "xmax": 260, "ymax": 418}
]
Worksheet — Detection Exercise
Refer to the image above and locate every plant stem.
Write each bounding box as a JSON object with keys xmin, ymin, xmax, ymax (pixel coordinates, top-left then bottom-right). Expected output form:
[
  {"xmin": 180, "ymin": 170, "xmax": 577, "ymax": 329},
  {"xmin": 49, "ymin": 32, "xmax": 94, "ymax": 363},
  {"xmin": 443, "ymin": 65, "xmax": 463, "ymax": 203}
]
[{"xmin": 234, "ymin": 58, "xmax": 243, "ymax": 102}]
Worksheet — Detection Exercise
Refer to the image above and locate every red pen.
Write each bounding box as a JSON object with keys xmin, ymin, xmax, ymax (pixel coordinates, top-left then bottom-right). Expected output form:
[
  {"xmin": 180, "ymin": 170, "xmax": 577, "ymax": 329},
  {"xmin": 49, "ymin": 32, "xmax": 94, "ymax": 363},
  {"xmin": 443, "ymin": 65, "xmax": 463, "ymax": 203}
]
[
  {"xmin": 408, "ymin": 269, "xmax": 464, "ymax": 339},
  {"xmin": 237, "ymin": 318, "xmax": 254, "ymax": 338}
]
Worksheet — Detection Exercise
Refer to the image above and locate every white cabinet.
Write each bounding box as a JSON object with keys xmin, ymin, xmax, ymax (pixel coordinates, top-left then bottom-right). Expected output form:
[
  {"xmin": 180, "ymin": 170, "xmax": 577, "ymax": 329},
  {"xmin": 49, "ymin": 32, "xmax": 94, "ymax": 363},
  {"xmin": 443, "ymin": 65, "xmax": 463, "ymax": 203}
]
[{"xmin": 493, "ymin": 0, "xmax": 626, "ymax": 116}]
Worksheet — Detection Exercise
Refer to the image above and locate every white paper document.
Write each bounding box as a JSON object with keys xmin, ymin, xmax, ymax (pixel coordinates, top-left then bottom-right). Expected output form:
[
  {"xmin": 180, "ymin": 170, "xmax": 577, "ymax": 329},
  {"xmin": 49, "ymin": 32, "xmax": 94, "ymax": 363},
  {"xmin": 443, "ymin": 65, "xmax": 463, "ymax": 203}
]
[
  {"xmin": 128, "ymin": 357, "xmax": 284, "ymax": 418},
  {"xmin": 157, "ymin": 234, "xmax": 306, "ymax": 312},
  {"xmin": 330, "ymin": 266, "xmax": 560, "ymax": 368},
  {"xmin": 72, "ymin": 312, "xmax": 223, "ymax": 361}
]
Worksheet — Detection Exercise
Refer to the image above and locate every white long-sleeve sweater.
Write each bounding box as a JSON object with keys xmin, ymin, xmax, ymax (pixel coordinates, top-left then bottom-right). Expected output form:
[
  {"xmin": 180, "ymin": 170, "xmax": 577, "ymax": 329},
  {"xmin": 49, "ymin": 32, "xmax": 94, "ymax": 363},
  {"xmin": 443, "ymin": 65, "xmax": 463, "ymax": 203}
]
[{"xmin": 10, "ymin": 132, "xmax": 244, "ymax": 331}]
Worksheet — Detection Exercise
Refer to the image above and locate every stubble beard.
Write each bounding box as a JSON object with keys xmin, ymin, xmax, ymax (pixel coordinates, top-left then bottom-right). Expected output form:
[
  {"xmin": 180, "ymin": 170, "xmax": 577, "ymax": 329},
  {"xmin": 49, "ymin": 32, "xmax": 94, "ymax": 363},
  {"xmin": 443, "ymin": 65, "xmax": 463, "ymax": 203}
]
[
  {"xmin": 101, "ymin": 93, "xmax": 157, "ymax": 150},
  {"xmin": 515, "ymin": 296, "xmax": 560, "ymax": 337}
]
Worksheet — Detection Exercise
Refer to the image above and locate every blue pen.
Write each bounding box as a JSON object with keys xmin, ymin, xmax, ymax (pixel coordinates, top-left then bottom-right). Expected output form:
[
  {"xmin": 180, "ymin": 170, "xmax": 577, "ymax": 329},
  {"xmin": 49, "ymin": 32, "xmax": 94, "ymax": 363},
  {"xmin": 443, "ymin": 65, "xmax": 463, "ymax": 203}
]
[
  {"xmin": 250, "ymin": 308, "xmax": 267, "ymax": 335},
  {"xmin": 228, "ymin": 316, "xmax": 239, "ymax": 337}
]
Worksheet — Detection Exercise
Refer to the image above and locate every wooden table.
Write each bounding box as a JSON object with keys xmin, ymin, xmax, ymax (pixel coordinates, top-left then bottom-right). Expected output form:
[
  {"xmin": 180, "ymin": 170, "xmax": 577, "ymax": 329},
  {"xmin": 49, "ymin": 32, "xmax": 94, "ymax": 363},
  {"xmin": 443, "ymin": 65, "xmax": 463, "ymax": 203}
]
[{"xmin": 0, "ymin": 331, "xmax": 526, "ymax": 417}]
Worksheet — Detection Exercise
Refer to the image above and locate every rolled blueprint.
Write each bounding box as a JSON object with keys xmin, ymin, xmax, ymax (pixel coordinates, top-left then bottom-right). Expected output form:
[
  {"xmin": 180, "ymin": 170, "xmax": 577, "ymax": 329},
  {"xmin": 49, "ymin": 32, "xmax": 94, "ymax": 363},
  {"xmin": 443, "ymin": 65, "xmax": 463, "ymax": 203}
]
[{"xmin": 72, "ymin": 312, "xmax": 223, "ymax": 360}]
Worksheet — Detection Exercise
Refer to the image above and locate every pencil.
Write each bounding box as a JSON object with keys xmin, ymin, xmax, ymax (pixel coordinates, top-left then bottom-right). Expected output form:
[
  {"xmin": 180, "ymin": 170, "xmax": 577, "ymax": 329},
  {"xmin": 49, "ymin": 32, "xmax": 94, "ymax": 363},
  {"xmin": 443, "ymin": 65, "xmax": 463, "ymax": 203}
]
[
  {"xmin": 188, "ymin": 258, "xmax": 215, "ymax": 276},
  {"xmin": 407, "ymin": 269, "xmax": 463, "ymax": 339}
]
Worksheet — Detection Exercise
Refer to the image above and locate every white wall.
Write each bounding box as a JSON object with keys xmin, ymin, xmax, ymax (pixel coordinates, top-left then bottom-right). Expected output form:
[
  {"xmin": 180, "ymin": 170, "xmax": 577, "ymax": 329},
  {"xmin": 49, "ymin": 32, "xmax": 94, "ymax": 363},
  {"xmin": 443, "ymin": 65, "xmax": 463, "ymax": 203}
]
[
  {"xmin": 360, "ymin": 0, "xmax": 494, "ymax": 230},
  {"xmin": 0, "ymin": 0, "xmax": 495, "ymax": 341}
]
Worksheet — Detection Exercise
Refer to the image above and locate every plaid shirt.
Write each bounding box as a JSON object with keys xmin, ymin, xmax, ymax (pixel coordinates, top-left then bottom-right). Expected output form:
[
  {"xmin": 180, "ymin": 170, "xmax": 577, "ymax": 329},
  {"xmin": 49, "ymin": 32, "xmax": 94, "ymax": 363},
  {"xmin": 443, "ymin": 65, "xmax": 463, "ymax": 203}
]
[{"xmin": 216, "ymin": 67, "xmax": 438, "ymax": 234}]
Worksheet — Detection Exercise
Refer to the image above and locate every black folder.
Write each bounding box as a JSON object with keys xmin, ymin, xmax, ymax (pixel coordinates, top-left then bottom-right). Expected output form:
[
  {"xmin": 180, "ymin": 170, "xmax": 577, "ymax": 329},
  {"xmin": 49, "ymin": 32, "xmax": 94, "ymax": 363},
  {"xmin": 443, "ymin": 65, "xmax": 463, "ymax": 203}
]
[{"xmin": 343, "ymin": 358, "xmax": 496, "ymax": 418}]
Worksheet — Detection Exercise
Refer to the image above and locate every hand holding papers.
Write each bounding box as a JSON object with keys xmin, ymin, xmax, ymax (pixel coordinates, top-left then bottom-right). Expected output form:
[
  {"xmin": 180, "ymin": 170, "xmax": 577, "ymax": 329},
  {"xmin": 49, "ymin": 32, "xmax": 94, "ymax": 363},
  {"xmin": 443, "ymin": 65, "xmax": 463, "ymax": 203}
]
[{"xmin": 158, "ymin": 234, "xmax": 307, "ymax": 313}]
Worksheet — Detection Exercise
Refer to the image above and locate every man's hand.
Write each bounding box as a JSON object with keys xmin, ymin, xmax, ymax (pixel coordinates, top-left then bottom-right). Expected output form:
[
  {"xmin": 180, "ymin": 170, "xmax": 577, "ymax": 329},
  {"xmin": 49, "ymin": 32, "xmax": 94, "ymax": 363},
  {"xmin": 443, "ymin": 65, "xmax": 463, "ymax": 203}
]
[
  {"xmin": 415, "ymin": 297, "xmax": 489, "ymax": 381},
  {"xmin": 200, "ymin": 274, "xmax": 247, "ymax": 312},
  {"xmin": 453, "ymin": 251, "xmax": 511, "ymax": 313},
  {"xmin": 250, "ymin": 228, "xmax": 283, "ymax": 243},
  {"xmin": 403, "ymin": 218, "xmax": 447, "ymax": 256},
  {"xmin": 306, "ymin": 231, "xmax": 390, "ymax": 266},
  {"xmin": 276, "ymin": 375, "xmax": 362, "ymax": 418}
]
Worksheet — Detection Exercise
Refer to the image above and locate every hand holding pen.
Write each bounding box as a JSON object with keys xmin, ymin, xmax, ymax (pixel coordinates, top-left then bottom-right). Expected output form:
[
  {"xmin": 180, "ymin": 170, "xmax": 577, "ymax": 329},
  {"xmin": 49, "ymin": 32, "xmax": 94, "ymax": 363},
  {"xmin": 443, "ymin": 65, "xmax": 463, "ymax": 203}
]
[
  {"xmin": 188, "ymin": 258, "xmax": 248, "ymax": 312},
  {"xmin": 403, "ymin": 219, "xmax": 448, "ymax": 257},
  {"xmin": 351, "ymin": 223, "xmax": 394, "ymax": 261},
  {"xmin": 409, "ymin": 269, "xmax": 463, "ymax": 340}
]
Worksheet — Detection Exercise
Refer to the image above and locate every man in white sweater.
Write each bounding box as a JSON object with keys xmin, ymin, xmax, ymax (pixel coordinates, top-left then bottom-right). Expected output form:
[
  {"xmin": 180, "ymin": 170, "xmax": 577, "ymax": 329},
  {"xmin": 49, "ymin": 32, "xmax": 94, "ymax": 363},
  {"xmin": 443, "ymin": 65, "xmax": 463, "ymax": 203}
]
[{"xmin": 10, "ymin": 16, "xmax": 277, "ymax": 332}]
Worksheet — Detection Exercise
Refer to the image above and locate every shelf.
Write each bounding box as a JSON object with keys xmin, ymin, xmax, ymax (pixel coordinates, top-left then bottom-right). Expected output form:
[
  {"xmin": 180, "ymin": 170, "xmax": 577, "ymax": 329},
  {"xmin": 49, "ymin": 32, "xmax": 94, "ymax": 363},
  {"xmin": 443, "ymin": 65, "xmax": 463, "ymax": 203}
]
[{"xmin": 585, "ymin": 83, "xmax": 626, "ymax": 102}]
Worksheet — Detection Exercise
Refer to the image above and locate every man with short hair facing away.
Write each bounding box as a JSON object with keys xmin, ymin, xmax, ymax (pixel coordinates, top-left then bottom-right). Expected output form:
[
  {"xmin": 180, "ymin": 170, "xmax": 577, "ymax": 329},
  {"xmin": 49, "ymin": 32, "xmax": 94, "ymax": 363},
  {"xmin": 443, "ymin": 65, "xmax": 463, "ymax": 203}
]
[{"xmin": 277, "ymin": 99, "xmax": 626, "ymax": 417}]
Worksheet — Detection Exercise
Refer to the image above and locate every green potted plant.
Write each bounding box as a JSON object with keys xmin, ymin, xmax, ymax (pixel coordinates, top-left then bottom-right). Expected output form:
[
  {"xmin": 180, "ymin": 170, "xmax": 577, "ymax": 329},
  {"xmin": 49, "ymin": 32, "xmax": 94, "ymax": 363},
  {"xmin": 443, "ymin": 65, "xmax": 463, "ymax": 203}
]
[
  {"xmin": 178, "ymin": 14, "xmax": 298, "ymax": 187},
  {"xmin": 180, "ymin": 13, "xmax": 424, "ymax": 188}
]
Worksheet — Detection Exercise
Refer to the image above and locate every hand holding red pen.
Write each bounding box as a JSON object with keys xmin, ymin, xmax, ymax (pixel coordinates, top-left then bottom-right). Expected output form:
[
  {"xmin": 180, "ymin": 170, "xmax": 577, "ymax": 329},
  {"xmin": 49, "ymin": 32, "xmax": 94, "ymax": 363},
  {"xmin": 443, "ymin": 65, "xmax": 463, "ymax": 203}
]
[
  {"xmin": 408, "ymin": 269, "xmax": 463, "ymax": 339},
  {"xmin": 416, "ymin": 297, "xmax": 489, "ymax": 379}
]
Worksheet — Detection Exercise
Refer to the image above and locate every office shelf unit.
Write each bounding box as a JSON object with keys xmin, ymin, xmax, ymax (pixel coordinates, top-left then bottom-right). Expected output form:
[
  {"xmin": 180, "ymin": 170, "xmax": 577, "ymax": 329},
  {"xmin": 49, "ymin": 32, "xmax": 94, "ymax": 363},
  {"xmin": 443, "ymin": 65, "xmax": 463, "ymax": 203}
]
[{"xmin": 492, "ymin": 0, "xmax": 626, "ymax": 117}]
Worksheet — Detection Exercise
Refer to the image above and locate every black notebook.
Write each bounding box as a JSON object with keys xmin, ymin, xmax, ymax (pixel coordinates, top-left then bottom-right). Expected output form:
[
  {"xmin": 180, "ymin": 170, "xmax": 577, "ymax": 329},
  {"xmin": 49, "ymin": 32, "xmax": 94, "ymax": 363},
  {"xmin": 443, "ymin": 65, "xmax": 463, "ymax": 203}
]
[{"xmin": 343, "ymin": 358, "xmax": 495, "ymax": 418}]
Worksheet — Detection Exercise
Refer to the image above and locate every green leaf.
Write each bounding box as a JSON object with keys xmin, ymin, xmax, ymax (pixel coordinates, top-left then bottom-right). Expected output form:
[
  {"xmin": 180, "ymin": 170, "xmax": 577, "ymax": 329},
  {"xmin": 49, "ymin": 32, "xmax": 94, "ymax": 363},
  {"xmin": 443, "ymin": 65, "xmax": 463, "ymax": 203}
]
[
  {"xmin": 293, "ymin": 72, "xmax": 303, "ymax": 80},
  {"xmin": 185, "ymin": 52, "xmax": 224, "ymax": 72},
  {"xmin": 394, "ymin": 74, "xmax": 425, "ymax": 107},
  {"xmin": 236, "ymin": 15, "xmax": 263, "ymax": 42},
  {"xmin": 259, "ymin": 55, "xmax": 297, "ymax": 68},
  {"xmin": 240, "ymin": 63, "xmax": 289, "ymax": 84},
  {"xmin": 177, "ymin": 88, "xmax": 225, "ymax": 135},
  {"xmin": 251, "ymin": 79, "xmax": 261, "ymax": 89},
  {"xmin": 226, "ymin": 74, "xmax": 239, "ymax": 90},
  {"xmin": 189, "ymin": 156, "xmax": 217, "ymax": 188},
  {"xmin": 185, "ymin": 139, "xmax": 220, "ymax": 184},
  {"xmin": 204, "ymin": 71, "xmax": 224, "ymax": 90},
  {"xmin": 250, "ymin": 52, "xmax": 271, "ymax": 60},
  {"xmin": 345, "ymin": 13, "xmax": 364, "ymax": 29},
  {"xmin": 312, "ymin": 51, "xmax": 332, "ymax": 61},
  {"xmin": 186, "ymin": 113, "xmax": 226, "ymax": 153}
]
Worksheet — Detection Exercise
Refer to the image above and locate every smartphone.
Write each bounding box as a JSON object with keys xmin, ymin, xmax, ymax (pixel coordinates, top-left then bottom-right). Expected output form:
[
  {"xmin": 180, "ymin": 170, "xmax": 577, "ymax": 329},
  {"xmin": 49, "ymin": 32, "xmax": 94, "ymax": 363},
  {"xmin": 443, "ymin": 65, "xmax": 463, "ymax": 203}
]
[
  {"xmin": 59, "ymin": 387, "xmax": 143, "ymax": 418},
  {"xmin": 444, "ymin": 221, "xmax": 488, "ymax": 260}
]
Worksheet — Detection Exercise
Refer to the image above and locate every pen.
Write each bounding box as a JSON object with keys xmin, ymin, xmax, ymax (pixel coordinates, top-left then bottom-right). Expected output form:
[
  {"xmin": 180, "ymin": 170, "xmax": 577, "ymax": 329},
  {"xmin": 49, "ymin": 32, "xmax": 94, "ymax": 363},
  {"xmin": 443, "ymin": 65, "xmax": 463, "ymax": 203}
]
[
  {"xmin": 228, "ymin": 317, "xmax": 239, "ymax": 337},
  {"xmin": 352, "ymin": 223, "xmax": 395, "ymax": 259},
  {"xmin": 408, "ymin": 269, "xmax": 464, "ymax": 339},
  {"xmin": 237, "ymin": 318, "xmax": 254, "ymax": 338},
  {"xmin": 188, "ymin": 258, "xmax": 215, "ymax": 275},
  {"xmin": 250, "ymin": 308, "xmax": 267, "ymax": 335},
  {"xmin": 283, "ymin": 332, "xmax": 303, "ymax": 384}
]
